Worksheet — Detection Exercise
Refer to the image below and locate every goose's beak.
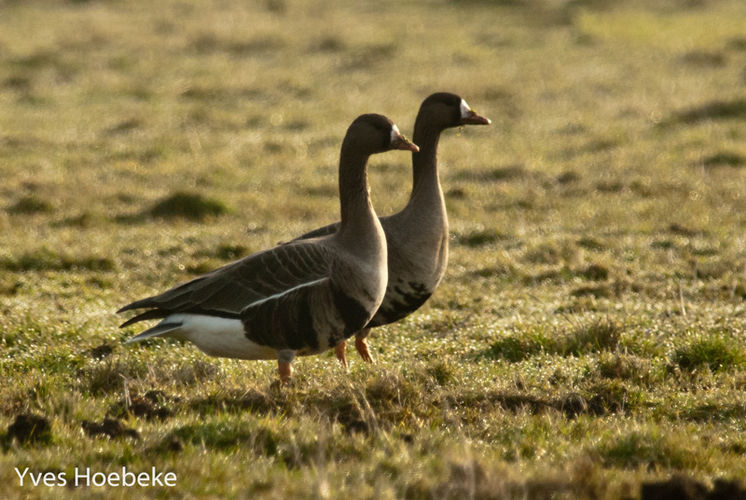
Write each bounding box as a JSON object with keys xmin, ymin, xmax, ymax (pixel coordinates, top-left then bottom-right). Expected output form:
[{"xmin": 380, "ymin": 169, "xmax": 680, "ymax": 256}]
[
  {"xmin": 391, "ymin": 133, "xmax": 420, "ymax": 153},
  {"xmin": 460, "ymin": 109, "xmax": 491, "ymax": 126}
]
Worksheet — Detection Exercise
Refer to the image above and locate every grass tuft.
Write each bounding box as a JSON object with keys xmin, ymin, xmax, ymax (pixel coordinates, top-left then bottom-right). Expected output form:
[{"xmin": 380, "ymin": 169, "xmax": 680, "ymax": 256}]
[
  {"xmin": 188, "ymin": 389, "xmax": 277, "ymax": 416},
  {"xmin": 314, "ymin": 35, "xmax": 346, "ymax": 52},
  {"xmin": 583, "ymin": 380, "xmax": 634, "ymax": 414},
  {"xmin": 148, "ymin": 191, "xmax": 229, "ymax": 220},
  {"xmin": 82, "ymin": 418, "xmax": 140, "ymax": 440},
  {"xmin": 561, "ymin": 319, "xmax": 621, "ymax": 356},
  {"xmin": 7, "ymin": 195, "xmax": 53, "ymax": 214},
  {"xmin": 570, "ymin": 284, "xmax": 612, "ymax": 298},
  {"xmin": 453, "ymin": 164, "xmax": 525, "ymax": 182},
  {"xmin": 679, "ymin": 50, "xmax": 726, "ymax": 67},
  {"xmin": 109, "ymin": 391, "xmax": 175, "ymax": 420},
  {"xmin": 81, "ymin": 358, "xmax": 148, "ymax": 395},
  {"xmin": 641, "ymin": 477, "xmax": 746, "ymax": 500},
  {"xmin": 597, "ymin": 431, "xmax": 699, "ymax": 469},
  {"xmin": 488, "ymin": 334, "xmax": 543, "ymax": 362},
  {"xmin": 702, "ymin": 151, "xmax": 745, "ymax": 168},
  {"xmin": 427, "ymin": 360, "xmax": 456, "ymax": 386},
  {"xmin": 488, "ymin": 319, "xmax": 621, "ymax": 361},
  {"xmin": 557, "ymin": 170, "xmax": 581, "ymax": 184},
  {"xmin": 6, "ymin": 414, "xmax": 53, "ymax": 445},
  {"xmin": 667, "ymin": 223, "xmax": 706, "ymax": 237},
  {"xmin": 213, "ymin": 244, "xmax": 249, "ymax": 260},
  {"xmin": 168, "ymin": 421, "xmax": 269, "ymax": 452},
  {"xmin": 454, "ymin": 228, "xmax": 505, "ymax": 247},
  {"xmin": 581, "ymin": 264, "xmax": 609, "ymax": 281},
  {"xmin": 668, "ymin": 98, "xmax": 746, "ymax": 125},
  {"xmin": 343, "ymin": 43, "xmax": 397, "ymax": 70},
  {"xmin": 0, "ymin": 247, "xmax": 115, "ymax": 272},
  {"xmin": 640, "ymin": 475, "xmax": 708, "ymax": 499},
  {"xmin": 673, "ymin": 336, "xmax": 746, "ymax": 373},
  {"xmin": 597, "ymin": 353, "xmax": 650, "ymax": 382},
  {"xmin": 684, "ymin": 403, "xmax": 746, "ymax": 422}
]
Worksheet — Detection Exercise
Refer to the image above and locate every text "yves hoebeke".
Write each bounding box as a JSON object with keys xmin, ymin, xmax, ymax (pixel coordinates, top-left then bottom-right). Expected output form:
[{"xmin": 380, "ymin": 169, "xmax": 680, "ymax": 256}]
[{"xmin": 15, "ymin": 467, "xmax": 177, "ymax": 487}]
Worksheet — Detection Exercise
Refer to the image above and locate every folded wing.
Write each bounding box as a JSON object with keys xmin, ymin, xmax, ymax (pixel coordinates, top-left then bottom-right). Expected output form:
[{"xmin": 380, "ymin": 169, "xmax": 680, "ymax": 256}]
[{"xmin": 118, "ymin": 240, "xmax": 334, "ymax": 326}]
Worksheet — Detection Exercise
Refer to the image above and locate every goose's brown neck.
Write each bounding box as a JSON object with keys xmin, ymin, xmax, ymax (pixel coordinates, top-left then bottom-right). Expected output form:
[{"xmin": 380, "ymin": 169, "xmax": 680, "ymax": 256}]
[
  {"xmin": 337, "ymin": 140, "xmax": 376, "ymax": 241},
  {"xmin": 407, "ymin": 118, "xmax": 444, "ymax": 207}
]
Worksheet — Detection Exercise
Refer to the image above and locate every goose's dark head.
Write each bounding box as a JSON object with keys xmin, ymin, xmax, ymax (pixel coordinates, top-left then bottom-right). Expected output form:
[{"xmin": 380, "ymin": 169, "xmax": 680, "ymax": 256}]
[
  {"xmin": 418, "ymin": 92, "xmax": 491, "ymax": 130},
  {"xmin": 346, "ymin": 114, "xmax": 419, "ymax": 155}
]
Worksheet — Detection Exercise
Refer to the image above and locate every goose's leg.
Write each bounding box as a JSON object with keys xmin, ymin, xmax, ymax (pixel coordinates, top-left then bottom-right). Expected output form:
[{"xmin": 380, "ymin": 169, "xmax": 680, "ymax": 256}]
[
  {"xmin": 277, "ymin": 349, "xmax": 296, "ymax": 383},
  {"xmin": 354, "ymin": 328, "xmax": 374, "ymax": 363},
  {"xmin": 334, "ymin": 342, "xmax": 348, "ymax": 370}
]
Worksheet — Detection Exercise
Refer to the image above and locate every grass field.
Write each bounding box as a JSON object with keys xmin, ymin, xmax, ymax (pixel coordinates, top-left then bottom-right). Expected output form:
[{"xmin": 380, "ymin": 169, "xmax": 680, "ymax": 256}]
[{"xmin": 2, "ymin": 0, "xmax": 746, "ymax": 498}]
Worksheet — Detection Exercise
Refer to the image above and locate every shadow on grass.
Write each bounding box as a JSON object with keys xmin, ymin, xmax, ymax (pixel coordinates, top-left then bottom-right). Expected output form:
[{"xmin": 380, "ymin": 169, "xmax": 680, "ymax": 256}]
[
  {"xmin": 679, "ymin": 50, "xmax": 726, "ymax": 68},
  {"xmin": 701, "ymin": 151, "xmax": 745, "ymax": 168},
  {"xmin": 340, "ymin": 43, "xmax": 397, "ymax": 71},
  {"xmin": 448, "ymin": 380, "xmax": 635, "ymax": 418},
  {"xmin": 116, "ymin": 191, "xmax": 230, "ymax": 223},
  {"xmin": 641, "ymin": 476, "xmax": 746, "ymax": 500},
  {"xmin": 451, "ymin": 164, "xmax": 526, "ymax": 183},
  {"xmin": 189, "ymin": 33, "xmax": 286, "ymax": 56},
  {"xmin": 103, "ymin": 118, "xmax": 142, "ymax": 135},
  {"xmin": 185, "ymin": 373, "xmax": 422, "ymax": 435},
  {"xmin": 662, "ymin": 98, "xmax": 746, "ymax": 126},
  {"xmin": 4, "ymin": 414, "xmax": 53, "ymax": 447},
  {"xmin": 6, "ymin": 195, "xmax": 53, "ymax": 215}
]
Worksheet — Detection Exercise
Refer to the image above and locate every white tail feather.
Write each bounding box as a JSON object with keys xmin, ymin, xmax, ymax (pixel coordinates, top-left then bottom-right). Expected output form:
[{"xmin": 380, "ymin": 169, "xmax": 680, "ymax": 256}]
[{"xmin": 124, "ymin": 322, "xmax": 182, "ymax": 343}]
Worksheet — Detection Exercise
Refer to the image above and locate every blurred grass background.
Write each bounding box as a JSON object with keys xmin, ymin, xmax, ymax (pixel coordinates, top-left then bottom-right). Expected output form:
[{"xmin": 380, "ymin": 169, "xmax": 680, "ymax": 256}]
[{"xmin": 1, "ymin": 0, "xmax": 746, "ymax": 498}]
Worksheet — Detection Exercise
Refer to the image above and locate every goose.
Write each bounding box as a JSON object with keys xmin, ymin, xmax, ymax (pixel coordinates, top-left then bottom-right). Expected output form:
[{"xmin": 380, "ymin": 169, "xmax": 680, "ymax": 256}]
[
  {"xmin": 117, "ymin": 114, "xmax": 419, "ymax": 382},
  {"xmin": 293, "ymin": 93, "xmax": 490, "ymax": 366}
]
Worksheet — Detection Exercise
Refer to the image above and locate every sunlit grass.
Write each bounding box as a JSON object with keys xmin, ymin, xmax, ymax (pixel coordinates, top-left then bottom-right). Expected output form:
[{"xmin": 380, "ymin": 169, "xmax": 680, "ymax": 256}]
[{"xmin": 1, "ymin": 0, "xmax": 746, "ymax": 498}]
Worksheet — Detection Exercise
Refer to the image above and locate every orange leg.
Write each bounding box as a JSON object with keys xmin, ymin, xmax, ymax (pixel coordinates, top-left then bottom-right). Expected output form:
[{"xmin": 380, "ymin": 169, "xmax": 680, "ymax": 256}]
[
  {"xmin": 334, "ymin": 341, "xmax": 348, "ymax": 370},
  {"xmin": 355, "ymin": 328, "xmax": 374, "ymax": 363},
  {"xmin": 277, "ymin": 349, "xmax": 296, "ymax": 384},
  {"xmin": 278, "ymin": 360, "xmax": 293, "ymax": 384}
]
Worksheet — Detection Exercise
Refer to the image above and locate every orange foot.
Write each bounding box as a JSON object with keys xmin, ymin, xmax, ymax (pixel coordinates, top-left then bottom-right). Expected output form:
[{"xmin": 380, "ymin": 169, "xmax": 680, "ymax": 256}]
[
  {"xmin": 355, "ymin": 337, "xmax": 374, "ymax": 363},
  {"xmin": 334, "ymin": 342, "xmax": 348, "ymax": 370}
]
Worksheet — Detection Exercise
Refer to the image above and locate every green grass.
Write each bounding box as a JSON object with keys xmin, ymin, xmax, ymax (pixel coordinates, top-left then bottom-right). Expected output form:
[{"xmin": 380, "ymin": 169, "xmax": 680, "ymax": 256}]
[
  {"xmin": 488, "ymin": 318, "xmax": 621, "ymax": 361},
  {"xmin": 673, "ymin": 333, "xmax": 746, "ymax": 372},
  {"xmin": 2, "ymin": 0, "xmax": 746, "ymax": 498},
  {"xmin": 148, "ymin": 191, "xmax": 230, "ymax": 221}
]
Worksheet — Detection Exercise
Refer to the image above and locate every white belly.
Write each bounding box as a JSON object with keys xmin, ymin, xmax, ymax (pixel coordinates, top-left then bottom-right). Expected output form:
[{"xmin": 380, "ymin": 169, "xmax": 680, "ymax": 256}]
[{"xmin": 170, "ymin": 314, "xmax": 277, "ymax": 360}]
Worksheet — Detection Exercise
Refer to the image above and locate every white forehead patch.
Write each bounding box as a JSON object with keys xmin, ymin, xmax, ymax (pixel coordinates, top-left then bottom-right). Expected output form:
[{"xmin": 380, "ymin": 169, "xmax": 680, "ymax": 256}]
[
  {"xmin": 390, "ymin": 124, "xmax": 400, "ymax": 143},
  {"xmin": 459, "ymin": 99, "xmax": 472, "ymax": 119}
]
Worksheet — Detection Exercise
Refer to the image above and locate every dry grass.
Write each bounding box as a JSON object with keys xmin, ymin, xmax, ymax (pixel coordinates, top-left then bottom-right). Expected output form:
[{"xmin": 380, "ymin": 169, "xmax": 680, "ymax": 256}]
[{"xmin": 2, "ymin": 0, "xmax": 746, "ymax": 498}]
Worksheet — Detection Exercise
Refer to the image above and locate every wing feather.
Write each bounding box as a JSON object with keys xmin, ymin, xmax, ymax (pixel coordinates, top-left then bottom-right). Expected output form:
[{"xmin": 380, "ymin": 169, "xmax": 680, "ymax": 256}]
[
  {"xmin": 118, "ymin": 241, "xmax": 333, "ymax": 326},
  {"xmin": 240, "ymin": 276, "xmax": 333, "ymax": 351}
]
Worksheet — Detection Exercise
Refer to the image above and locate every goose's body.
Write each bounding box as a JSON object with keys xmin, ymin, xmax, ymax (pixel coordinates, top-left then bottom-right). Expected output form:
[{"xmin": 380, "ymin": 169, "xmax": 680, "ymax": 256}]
[
  {"xmin": 118, "ymin": 114, "xmax": 418, "ymax": 381},
  {"xmin": 294, "ymin": 93, "xmax": 490, "ymax": 364}
]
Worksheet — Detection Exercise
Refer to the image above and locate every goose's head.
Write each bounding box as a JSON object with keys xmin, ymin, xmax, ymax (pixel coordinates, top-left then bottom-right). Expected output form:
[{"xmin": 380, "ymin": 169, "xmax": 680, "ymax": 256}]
[
  {"xmin": 346, "ymin": 114, "xmax": 419, "ymax": 155},
  {"xmin": 419, "ymin": 92, "xmax": 491, "ymax": 129}
]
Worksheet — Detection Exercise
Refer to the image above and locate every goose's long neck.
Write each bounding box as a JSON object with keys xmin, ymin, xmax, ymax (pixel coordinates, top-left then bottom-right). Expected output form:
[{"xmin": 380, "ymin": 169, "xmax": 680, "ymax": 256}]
[
  {"xmin": 337, "ymin": 141, "xmax": 380, "ymax": 245},
  {"xmin": 407, "ymin": 118, "xmax": 444, "ymax": 210}
]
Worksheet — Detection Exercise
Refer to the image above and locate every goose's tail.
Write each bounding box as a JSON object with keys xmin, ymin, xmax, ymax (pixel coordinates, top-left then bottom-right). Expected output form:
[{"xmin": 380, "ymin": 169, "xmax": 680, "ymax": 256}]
[{"xmin": 124, "ymin": 321, "xmax": 182, "ymax": 344}]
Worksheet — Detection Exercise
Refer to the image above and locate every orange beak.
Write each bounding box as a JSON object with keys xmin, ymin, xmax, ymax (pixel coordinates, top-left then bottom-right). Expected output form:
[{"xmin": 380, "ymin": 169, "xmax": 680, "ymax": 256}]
[
  {"xmin": 461, "ymin": 109, "xmax": 491, "ymax": 125},
  {"xmin": 391, "ymin": 133, "xmax": 420, "ymax": 153}
]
